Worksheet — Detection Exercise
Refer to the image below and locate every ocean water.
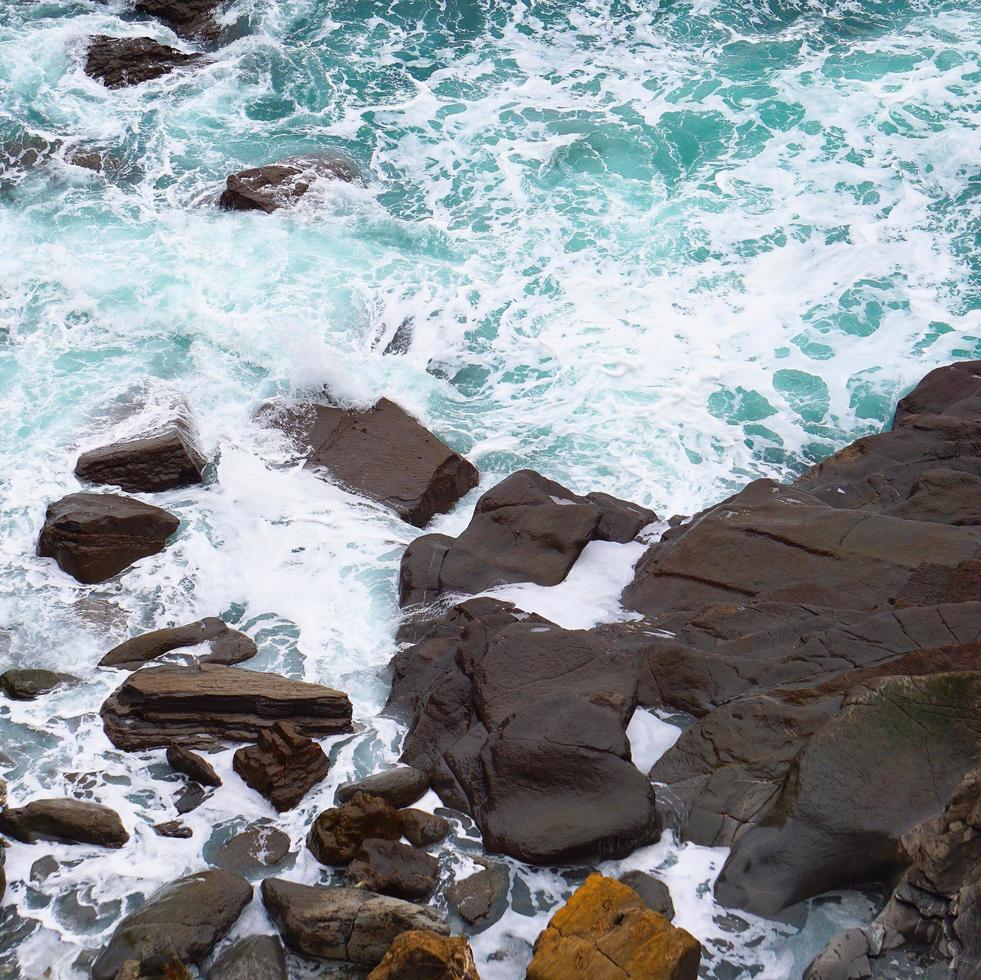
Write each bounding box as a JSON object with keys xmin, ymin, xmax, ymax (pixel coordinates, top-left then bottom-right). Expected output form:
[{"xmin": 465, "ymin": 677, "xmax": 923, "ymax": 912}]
[{"xmin": 0, "ymin": 0, "xmax": 979, "ymax": 975}]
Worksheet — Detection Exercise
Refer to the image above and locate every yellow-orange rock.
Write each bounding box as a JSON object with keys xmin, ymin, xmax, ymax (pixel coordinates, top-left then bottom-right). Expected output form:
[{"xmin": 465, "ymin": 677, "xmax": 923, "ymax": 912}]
[
  {"xmin": 367, "ymin": 930, "xmax": 479, "ymax": 980},
  {"xmin": 526, "ymin": 873, "xmax": 701, "ymax": 980}
]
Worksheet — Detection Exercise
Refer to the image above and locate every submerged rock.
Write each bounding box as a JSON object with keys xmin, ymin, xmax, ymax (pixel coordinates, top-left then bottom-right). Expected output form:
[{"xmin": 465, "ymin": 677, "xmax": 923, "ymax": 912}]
[
  {"xmin": 211, "ymin": 824, "xmax": 292, "ymax": 877},
  {"xmin": 345, "ymin": 838, "xmax": 439, "ymax": 901},
  {"xmin": 260, "ymin": 398, "xmax": 478, "ymax": 527},
  {"xmin": 0, "ymin": 668, "xmax": 74, "ymax": 700},
  {"xmin": 37, "ymin": 492, "xmax": 180, "ymax": 584},
  {"xmin": 219, "ymin": 153, "xmax": 359, "ymax": 213},
  {"xmin": 307, "ymin": 792, "xmax": 402, "ymax": 866},
  {"xmin": 100, "ymin": 617, "xmax": 256, "ymax": 670},
  {"xmin": 261, "ymin": 878, "xmax": 447, "ymax": 966},
  {"xmin": 75, "ymin": 420, "xmax": 206, "ymax": 493},
  {"xmin": 166, "ymin": 744, "xmax": 222, "ymax": 787},
  {"xmin": 101, "ymin": 663, "xmax": 353, "ymax": 749},
  {"xmin": 366, "ymin": 930, "xmax": 479, "ymax": 980},
  {"xmin": 207, "ymin": 934, "xmax": 288, "ymax": 980},
  {"xmin": 91, "ymin": 869, "xmax": 252, "ymax": 979},
  {"xmin": 84, "ymin": 35, "xmax": 203, "ymax": 89},
  {"xmin": 0, "ymin": 798, "xmax": 128, "ymax": 848},
  {"xmin": 527, "ymin": 874, "xmax": 700, "ymax": 980},
  {"xmin": 336, "ymin": 767, "xmax": 429, "ymax": 808},
  {"xmin": 232, "ymin": 721, "xmax": 329, "ymax": 811}
]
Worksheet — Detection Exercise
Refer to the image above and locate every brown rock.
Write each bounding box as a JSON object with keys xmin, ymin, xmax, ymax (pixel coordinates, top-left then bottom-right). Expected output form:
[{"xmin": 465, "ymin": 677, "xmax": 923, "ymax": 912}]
[
  {"xmin": 0, "ymin": 668, "xmax": 74, "ymax": 700},
  {"xmin": 0, "ymin": 798, "xmax": 128, "ymax": 848},
  {"xmin": 134, "ymin": 0, "xmax": 224, "ymax": 41},
  {"xmin": 153, "ymin": 821, "xmax": 192, "ymax": 839},
  {"xmin": 260, "ymin": 398, "xmax": 477, "ymax": 527},
  {"xmin": 367, "ymin": 931, "xmax": 478, "ymax": 980},
  {"xmin": 399, "ymin": 808, "xmax": 449, "ymax": 848},
  {"xmin": 101, "ymin": 663, "xmax": 352, "ymax": 750},
  {"xmin": 233, "ymin": 721, "xmax": 329, "ymax": 811},
  {"xmin": 345, "ymin": 838, "xmax": 439, "ymax": 901},
  {"xmin": 206, "ymin": 934, "xmax": 288, "ymax": 980},
  {"xmin": 100, "ymin": 618, "xmax": 256, "ymax": 670},
  {"xmin": 37, "ymin": 492, "xmax": 180, "ymax": 584},
  {"xmin": 219, "ymin": 154, "xmax": 359, "ymax": 213},
  {"xmin": 84, "ymin": 36, "xmax": 202, "ymax": 89},
  {"xmin": 337, "ymin": 767, "xmax": 429, "ymax": 808},
  {"xmin": 307, "ymin": 792, "xmax": 402, "ymax": 866},
  {"xmin": 167, "ymin": 745, "xmax": 222, "ymax": 788},
  {"xmin": 527, "ymin": 874, "xmax": 701, "ymax": 980}
]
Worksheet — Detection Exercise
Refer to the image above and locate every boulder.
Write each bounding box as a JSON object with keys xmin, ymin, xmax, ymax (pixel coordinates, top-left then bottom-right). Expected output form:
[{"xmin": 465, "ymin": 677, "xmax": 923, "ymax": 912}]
[
  {"xmin": 399, "ymin": 808, "xmax": 449, "ymax": 848},
  {"xmin": 345, "ymin": 838, "xmax": 439, "ymax": 901},
  {"xmin": 0, "ymin": 799, "xmax": 128, "ymax": 848},
  {"xmin": 75, "ymin": 421, "xmax": 206, "ymax": 493},
  {"xmin": 37, "ymin": 492, "xmax": 180, "ymax": 584},
  {"xmin": 207, "ymin": 935, "xmax": 288, "ymax": 980},
  {"xmin": 84, "ymin": 35, "xmax": 203, "ymax": 89},
  {"xmin": 260, "ymin": 398, "xmax": 477, "ymax": 527},
  {"xmin": 175, "ymin": 781, "xmax": 209, "ymax": 814},
  {"xmin": 91, "ymin": 869, "xmax": 252, "ymax": 979},
  {"xmin": 219, "ymin": 153, "xmax": 359, "ymax": 213},
  {"xmin": 307, "ymin": 792, "xmax": 402, "ymax": 866},
  {"xmin": 620, "ymin": 871, "xmax": 675, "ymax": 921},
  {"xmin": 446, "ymin": 863, "xmax": 509, "ymax": 928},
  {"xmin": 211, "ymin": 824, "xmax": 292, "ymax": 877},
  {"xmin": 526, "ymin": 874, "xmax": 701, "ymax": 980},
  {"xmin": 134, "ymin": 0, "xmax": 224, "ymax": 41},
  {"xmin": 366, "ymin": 931, "xmax": 478, "ymax": 980},
  {"xmin": 100, "ymin": 617, "xmax": 256, "ymax": 669},
  {"xmin": 101, "ymin": 663, "xmax": 353, "ymax": 750},
  {"xmin": 261, "ymin": 878, "xmax": 448, "ymax": 966},
  {"xmin": 167, "ymin": 744, "xmax": 222, "ymax": 787},
  {"xmin": 0, "ymin": 668, "xmax": 74, "ymax": 700},
  {"xmin": 337, "ymin": 767, "xmax": 429, "ymax": 808},
  {"xmin": 233, "ymin": 721, "xmax": 329, "ymax": 811}
]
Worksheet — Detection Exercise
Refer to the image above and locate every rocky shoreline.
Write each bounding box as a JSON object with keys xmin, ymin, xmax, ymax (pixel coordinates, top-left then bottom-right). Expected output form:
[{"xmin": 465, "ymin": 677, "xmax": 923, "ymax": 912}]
[{"xmin": 0, "ymin": 360, "xmax": 977, "ymax": 978}]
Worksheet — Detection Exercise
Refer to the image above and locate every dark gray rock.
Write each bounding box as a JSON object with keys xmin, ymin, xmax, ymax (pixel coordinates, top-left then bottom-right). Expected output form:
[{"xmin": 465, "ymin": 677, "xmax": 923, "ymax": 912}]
[
  {"xmin": 0, "ymin": 799, "xmax": 128, "ymax": 848},
  {"xmin": 336, "ymin": 767, "xmax": 429, "ymax": 808},
  {"xmin": 153, "ymin": 821, "xmax": 192, "ymax": 839},
  {"xmin": 207, "ymin": 934, "xmax": 288, "ymax": 980},
  {"xmin": 175, "ymin": 780, "xmax": 209, "ymax": 814},
  {"xmin": 84, "ymin": 35, "xmax": 203, "ymax": 89},
  {"xmin": 101, "ymin": 617, "xmax": 256, "ymax": 669},
  {"xmin": 586, "ymin": 491, "xmax": 658, "ymax": 542},
  {"xmin": 345, "ymin": 838, "xmax": 439, "ymax": 901},
  {"xmin": 446, "ymin": 863, "xmax": 509, "ymax": 929},
  {"xmin": 211, "ymin": 824, "xmax": 292, "ymax": 877},
  {"xmin": 399, "ymin": 808, "xmax": 450, "ymax": 848},
  {"xmin": 167, "ymin": 744, "xmax": 222, "ymax": 787},
  {"xmin": 0, "ymin": 668, "xmax": 74, "ymax": 700},
  {"xmin": 135, "ymin": 0, "xmax": 224, "ymax": 41},
  {"xmin": 619, "ymin": 870, "xmax": 674, "ymax": 920},
  {"xmin": 29, "ymin": 855, "xmax": 59, "ymax": 883}
]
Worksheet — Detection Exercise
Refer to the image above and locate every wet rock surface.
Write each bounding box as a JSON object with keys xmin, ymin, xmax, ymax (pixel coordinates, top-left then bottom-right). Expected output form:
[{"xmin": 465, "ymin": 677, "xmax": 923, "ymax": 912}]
[
  {"xmin": 37, "ymin": 491, "xmax": 180, "ymax": 584},
  {"xmin": 345, "ymin": 838, "xmax": 440, "ymax": 901},
  {"xmin": 84, "ymin": 35, "xmax": 203, "ymax": 89},
  {"xmin": 399, "ymin": 808, "xmax": 450, "ymax": 848},
  {"xmin": 0, "ymin": 798, "xmax": 128, "ymax": 848},
  {"xmin": 134, "ymin": 0, "xmax": 225, "ymax": 41},
  {"xmin": 620, "ymin": 870, "xmax": 675, "ymax": 921},
  {"xmin": 219, "ymin": 153, "xmax": 360, "ymax": 212},
  {"xmin": 100, "ymin": 617, "xmax": 256, "ymax": 669},
  {"xmin": 446, "ymin": 862, "xmax": 509, "ymax": 928},
  {"xmin": 0, "ymin": 668, "xmax": 74, "ymax": 700},
  {"xmin": 337, "ymin": 766, "xmax": 429, "ymax": 808},
  {"xmin": 206, "ymin": 934, "xmax": 288, "ymax": 980},
  {"xmin": 166, "ymin": 744, "xmax": 222, "ymax": 787},
  {"xmin": 261, "ymin": 397, "xmax": 478, "ymax": 526},
  {"xmin": 307, "ymin": 792, "xmax": 402, "ymax": 866},
  {"xmin": 366, "ymin": 930, "xmax": 479, "ymax": 980},
  {"xmin": 233, "ymin": 720, "xmax": 330, "ymax": 811},
  {"xmin": 211, "ymin": 824, "xmax": 292, "ymax": 876}
]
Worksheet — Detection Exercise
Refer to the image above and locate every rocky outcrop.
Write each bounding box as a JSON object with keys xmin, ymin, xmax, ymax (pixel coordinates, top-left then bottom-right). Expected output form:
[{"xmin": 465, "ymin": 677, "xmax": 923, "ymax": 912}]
[
  {"xmin": 307, "ymin": 792, "xmax": 402, "ymax": 865},
  {"xmin": 261, "ymin": 878, "xmax": 448, "ymax": 966},
  {"xmin": 0, "ymin": 798, "xmax": 128, "ymax": 847},
  {"xmin": 219, "ymin": 153, "xmax": 359, "ymax": 212},
  {"xmin": 337, "ymin": 767, "xmax": 429, "ymax": 808},
  {"xmin": 101, "ymin": 663, "xmax": 353, "ymax": 749},
  {"xmin": 84, "ymin": 36, "xmax": 203, "ymax": 89},
  {"xmin": 166, "ymin": 745, "xmax": 222, "ymax": 787},
  {"xmin": 91, "ymin": 870, "xmax": 252, "ymax": 979},
  {"xmin": 207, "ymin": 935, "xmax": 288, "ymax": 980},
  {"xmin": 260, "ymin": 398, "xmax": 478, "ymax": 527},
  {"xmin": 399, "ymin": 808, "xmax": 449, "ymax": 848},
  {"xmin": 367, "ymin": 931, "xmax": 479, "ymax": 980},
  {"xmin": 446, "ymin": 863, "xmax": 509, "ymax": 929},
  {"xmin": 134, "ymin": 0, "xmax": 225, "ymax": 42},
  {"xmin": 75, "ymin": 420, "xmax": 206, "ymax": 493},
  {"xmin": 345, "ymin": 838, "xmax": 440, "ymax": 901},
  {"xmin": 100, "ymin": 617, "xmax": 256, "ymax": 669},
  {"xmin": 526, "ymin": 874, "xmax": 701, "ymax": 980},
  {"xmin": 0, "ymin": 668, "xmax": 74, "ymax": 700},
  {"xmin": 37, "ymin": 492, "xmax": 180, "ymax": 584},
  {"xmin": 232, "ymin": 721, "xmax": 329, "ymax": 811}
]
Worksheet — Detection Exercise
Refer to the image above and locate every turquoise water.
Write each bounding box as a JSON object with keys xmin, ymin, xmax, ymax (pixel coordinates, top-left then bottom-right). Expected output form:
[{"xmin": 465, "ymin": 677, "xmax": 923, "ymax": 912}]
[{"xmin": 0, "ymin": 0, "xmax": 979, "ymax": 975}]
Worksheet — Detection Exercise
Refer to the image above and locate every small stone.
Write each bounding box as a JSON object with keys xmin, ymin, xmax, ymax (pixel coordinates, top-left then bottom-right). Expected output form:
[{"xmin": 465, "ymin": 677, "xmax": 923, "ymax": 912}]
[
  {"xmin": 29, "ymin": 855, "xmax": 59, "ymax": 883},
  {"xmin": 337, "ymin": 767, "xmax": 429, "ymax": 808},
  {"xmin": 399, "ymin": 809, "xmax": 450, "ymax": 848},
  {"xmin": 167, "ymin": 745, "xmax": 222, "ymax": 788},
  {"xmin": 154, "ymin": 821, "xmax": 192, "ymax": 839},
  {"xmin": 233, "ymin": 721, "xmax": 329, "ymax": 811}
]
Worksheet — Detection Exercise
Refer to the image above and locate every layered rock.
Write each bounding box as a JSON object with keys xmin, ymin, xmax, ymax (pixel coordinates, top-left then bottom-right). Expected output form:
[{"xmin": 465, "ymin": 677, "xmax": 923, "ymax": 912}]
[
  {"xmin": 261, "ymin": 878, "xmax": 448, "ymax": 966},
  {"xmin": 100, "ymin": 617, "xmax": 256, "ymax": 669},
  {"xmin": 232, "ymin": 721, "xmax": 329, "ymax": 811},
  {"xmin": 345, "ymin": 838, "xmax": 440, "ymax": 901},
  {"xmin": 307, "ymin": 792, "xmax": 402, "ymax": 865},
  {"xmin": 260, "ymin": 398, "xmax": 478, "ymax": 527},
  {"xmin": 367, "ymin": 931, "xmax": 479, "ymax": 980},
  {"xmin": 526, "ymin": 874, "xmax": 700, "ymax": 980},
  {"xmin": 75, "ymin": 419, "xmax": 206, "ymax": 493},
  {"xmin": 0, "ymin": 798, "xmax": 128, "ymax": 848},
  {"xmin": 37, "ymin": 492, "xmax": 180, "ymax": 584},
  {"xmin": 101, "ymin": 663, "xmax": 352, "ymax": 749},
  {"xmin": 219, "ymin": 153, "xmax": 359, "ymax": 212},
  {"xmin": 91, "ymin": 869, "xmax": 252, "ymax": 979},
  {"xmin": 84, "ymin": 36, "xmax": 203, "ymax": 89},
  {"xmin": 337, "ymin": 766, "xmax": 429, "ymax": 808}
]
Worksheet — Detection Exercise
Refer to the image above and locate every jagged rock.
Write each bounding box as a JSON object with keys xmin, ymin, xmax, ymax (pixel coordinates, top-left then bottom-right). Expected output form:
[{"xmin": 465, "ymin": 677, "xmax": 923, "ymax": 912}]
[
  {"xmin": 0, "ymin": 668, "xmax": 74, "ymax": 700},
  {"xmin": 586, "ymin": 491, "xmax": 658, "ymax": 542},
  {"xmin": 175, "ymin": 781, "xmax": 209, "ymax": 814},
  {"xmin": 366, "ymin": 931, "xmax": 478, "ymax": 980},
  {"xmin": 446, "ymin": 863, "xmax": 509, "ymax": 928},
  {"xmin": 101, "ymin": 618, "xmax": 256, "ymax": 669},
  {"xmin": 307, "ymin": 792, "xmax": 402, "ymax": 866},
  {"xmin": 211, "ymin": 824, "xmax": 292, "ymax": 877},
  {"xmin": 261, "ymin": 878, "xmax": 448, "ymax": 966},
  {"xmin": 134, "ymin": 0, "xmax": 224, "ymax": 41},
  {"xmin": 620, "ymin": 871, "xmax": 675, "ymax": 921},
  {"xmin": 91, "ymin": 870, "xmax": 252, "ymax": 979},
  {"xmin": 75, "ymin": 421, "xmax": 206, "ymax": 493},
  {"xmin": 894, "ymin": 360, "xmax": 981, "ymax": 424},
  {"xmin": 345, "ymin": 838, "xmax": 439, "ymax": 901},
  {"xmin": 337, "ymin": 767, "xmax": 429, "ymax": 808},
  {"xmin": 167, "ymin": 745, "xmax": 222, "ymax": 787},
  {"xmin": 206, "ymin": 935, "xmax": 288, "ymax": 980},
  {"xmin": 526, "ymin": 874, "xmax": 701, "ymax": 980},
  {"xmin": 84, "ymin": 36, "xmax": 203, "ymax": 89},
  {"xmin": 260, "ymin": 398, "xmax": 477, "ymax": 527},
  {"xmin": 233, "ymin": 721, "xmax": 329, "ymax": 811},
  {"xmin": 101, "ymin": 663, "xmax": 352, "ymax": 750},
  {"xmin": 154, "ymin": 821, "xmax": 192, "ymax": 839},
  {"xmin": 0, "ymin": 798, "xmax": 128, "ymax": 848},
  {"xmin": 37, "ymin": 492, "xmax": 180, "ymax": 584},
  {"xmin": 219, "ymin": 154, "xmax": 359, "ymax": 213},
  {"xmin": 399, "ymin": 809, "xmax": 449, "ymax": 848}
]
